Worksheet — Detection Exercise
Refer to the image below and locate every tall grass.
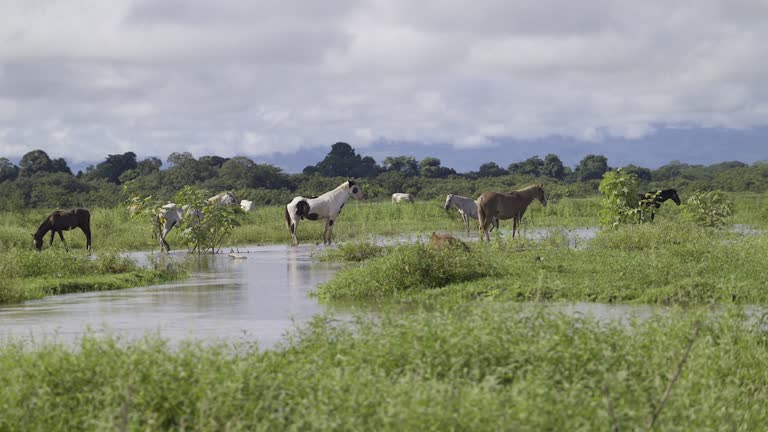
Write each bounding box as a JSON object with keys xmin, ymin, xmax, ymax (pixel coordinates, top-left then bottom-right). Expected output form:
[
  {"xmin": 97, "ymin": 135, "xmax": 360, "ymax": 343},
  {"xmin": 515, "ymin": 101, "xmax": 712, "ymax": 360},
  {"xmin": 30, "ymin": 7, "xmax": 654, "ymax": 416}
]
[
  {"xmin": 0, "ymin": 248, "xmax": 184, "ymax": 304},
  {"xmin": 0, "ymin": 308, "xmax": 766, "ymax": 430},
  {"xmin": 317, "ymin": 221, "xmax": 768, "ymax": 304}
]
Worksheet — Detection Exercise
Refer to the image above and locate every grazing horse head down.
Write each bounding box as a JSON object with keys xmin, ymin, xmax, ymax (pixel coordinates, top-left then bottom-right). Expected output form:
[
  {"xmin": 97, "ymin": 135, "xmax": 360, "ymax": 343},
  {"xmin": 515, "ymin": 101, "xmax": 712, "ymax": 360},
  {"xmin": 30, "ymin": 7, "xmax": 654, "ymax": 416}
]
[
  {"xmin": 476, "ymin": 184, "xmax": 547, "ymax": 241},
  {"xmin": 391, "ymin": 193, "xmax": 415, "ymax": 203},
  {"xmin": 444, "ymin": 193, "xmax": 498, "ymax": 235},
  {"xmin": 33, "ymin": 208, "xmax": 92, "ymax": 253},
  {"xmin": 637, "ymin": 188, "xmax": 681, "ymax": 222},
  {"xmin": 285, "ymin": 180, "xmax": 363, "ymax": 246},
  {"xmin": 240, "ymin": 199, "xmax": 255, "ymax": 212},
  {"xmin": 158, "ymin": 192, "xmax": 239, "ymax": 252}
]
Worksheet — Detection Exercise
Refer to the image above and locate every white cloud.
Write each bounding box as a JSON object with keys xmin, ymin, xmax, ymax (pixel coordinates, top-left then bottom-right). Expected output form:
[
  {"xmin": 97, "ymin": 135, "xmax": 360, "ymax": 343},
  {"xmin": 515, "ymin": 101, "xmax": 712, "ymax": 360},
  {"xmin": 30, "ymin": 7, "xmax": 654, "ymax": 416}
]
[{"xmin": 1, "ymin": 0, "xmax": 767, "ymax": 165}]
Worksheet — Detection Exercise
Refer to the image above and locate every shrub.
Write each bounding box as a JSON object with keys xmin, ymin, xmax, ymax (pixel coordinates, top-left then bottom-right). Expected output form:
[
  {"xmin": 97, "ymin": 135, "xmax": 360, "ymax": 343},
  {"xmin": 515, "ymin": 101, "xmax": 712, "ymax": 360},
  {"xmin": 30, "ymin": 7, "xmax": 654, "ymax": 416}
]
[
  {"xmin": 598, "ymin": 169, "xmax": 643, "ymax": 228},
  {"xmin": 682, "ymin": 190, "xmax": 734, "ymax": 229}
]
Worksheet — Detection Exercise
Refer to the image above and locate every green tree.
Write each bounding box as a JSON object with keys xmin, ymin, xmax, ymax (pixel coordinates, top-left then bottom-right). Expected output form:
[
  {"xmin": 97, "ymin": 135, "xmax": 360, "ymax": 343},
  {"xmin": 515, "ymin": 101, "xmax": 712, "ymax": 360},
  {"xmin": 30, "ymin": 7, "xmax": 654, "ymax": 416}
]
[
  {"xmin": 576, "ymin": 154, "xmax": 609, "ymax": 181},
  {"xmin": 0, "ymin": 158, "xmax": 19, "ymax": 182},
  {"xmin": 311, "ymin": 142, "xmax": 379, "ymax": 178},
  {"xmin": 19, "ymin": 150, "xmax": 71, "ymax": 177},
  {"xmin": 173, "ymin": 186, "xmax": 245, "ymax": 253},
  {"xmin": 420, "ymin": 157, "xmax": 455, "ymax": 178},
  {"xmin": 508, "ymin": 156, "xmax": 544, "ymax": 177},
  {"xmin": 84, "ymin": 152, "xmax": 138, "ymax": 184},
  {"xmin": 542, "ymin": 154, "xmax": 566, "ymax": 180},
  {"xmin": 621, "ymin": 164, "xmax": 652, "ymax": 182},
  {"xmin": 383, "ymin": 156, "xmax": 419, "ymax": 177},
  {"xmin": 477, "ymin": 162, "xmax": 508, "ymax": 177}
]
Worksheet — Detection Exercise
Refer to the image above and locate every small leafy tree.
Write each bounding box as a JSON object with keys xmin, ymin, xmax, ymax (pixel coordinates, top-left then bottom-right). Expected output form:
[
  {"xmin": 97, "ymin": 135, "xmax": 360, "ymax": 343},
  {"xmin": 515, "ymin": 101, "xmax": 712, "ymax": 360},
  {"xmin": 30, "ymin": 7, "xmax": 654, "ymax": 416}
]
[
  {"xmin": 682, "ymin": 190, "xmax": 734, "ymax": 229},
  {"xmin": 598, "ymin": 169, "xmax": 642, "ymax": 228},
  {"xmin": 174, "ymin": 186, "xmax": 244, "ymax": 253}
]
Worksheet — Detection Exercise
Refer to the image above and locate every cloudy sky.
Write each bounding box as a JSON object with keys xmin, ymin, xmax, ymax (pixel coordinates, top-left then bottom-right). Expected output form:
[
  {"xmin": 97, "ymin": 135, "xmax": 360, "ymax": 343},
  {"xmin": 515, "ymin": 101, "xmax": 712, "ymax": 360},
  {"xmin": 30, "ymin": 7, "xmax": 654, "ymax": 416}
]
[{"xmin": 2, "ymin": 0, "xmax": 767, "ymax": 172}]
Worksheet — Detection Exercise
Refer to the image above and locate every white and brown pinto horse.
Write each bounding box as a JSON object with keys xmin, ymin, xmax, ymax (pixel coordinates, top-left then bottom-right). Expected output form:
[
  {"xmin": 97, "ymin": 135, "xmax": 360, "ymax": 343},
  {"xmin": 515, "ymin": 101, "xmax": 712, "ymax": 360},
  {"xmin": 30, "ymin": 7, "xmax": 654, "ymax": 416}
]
[
  {"xmin": 285, "ymin": 180, "xmax": 363, "ymax": 245},
  {"xmin": 476, "ymin": 184, "xmax": 547, "ymax": 241}
]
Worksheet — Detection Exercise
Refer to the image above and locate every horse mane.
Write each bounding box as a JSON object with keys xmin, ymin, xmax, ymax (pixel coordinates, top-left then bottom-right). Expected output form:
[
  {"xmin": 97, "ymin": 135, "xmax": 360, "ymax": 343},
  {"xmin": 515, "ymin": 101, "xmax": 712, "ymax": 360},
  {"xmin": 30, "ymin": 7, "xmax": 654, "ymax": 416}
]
[{"xmin": 34, "ymin": 217, "xmax": 52, "ymax": 239}]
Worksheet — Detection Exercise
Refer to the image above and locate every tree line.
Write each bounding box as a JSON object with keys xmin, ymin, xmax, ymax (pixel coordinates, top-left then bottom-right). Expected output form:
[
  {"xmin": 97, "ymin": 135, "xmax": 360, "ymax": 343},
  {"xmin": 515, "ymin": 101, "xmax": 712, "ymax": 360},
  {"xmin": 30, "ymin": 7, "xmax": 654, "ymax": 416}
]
[{"xmin": 1, "ymin": 142, "xmax": 766, "ymax": 209}]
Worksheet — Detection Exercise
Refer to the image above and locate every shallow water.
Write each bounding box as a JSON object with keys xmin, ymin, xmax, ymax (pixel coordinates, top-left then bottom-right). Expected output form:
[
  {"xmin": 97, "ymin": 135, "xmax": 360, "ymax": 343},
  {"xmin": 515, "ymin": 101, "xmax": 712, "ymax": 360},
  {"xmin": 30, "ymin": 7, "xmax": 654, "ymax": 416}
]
[
  {"xmin": 0, "ymin": 225, "xmax": 760, "ymax": 348},
  {"xmin": 0, "ymin": 245, "xmax": 343, "ymax": 348}
]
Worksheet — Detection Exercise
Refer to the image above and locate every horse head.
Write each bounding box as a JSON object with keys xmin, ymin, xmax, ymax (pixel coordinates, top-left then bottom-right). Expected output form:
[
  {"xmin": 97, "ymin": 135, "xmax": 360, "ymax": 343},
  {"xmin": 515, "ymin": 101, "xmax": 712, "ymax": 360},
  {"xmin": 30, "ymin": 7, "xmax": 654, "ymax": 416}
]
[
  {"xmin": 348, "ymin": 180, "xmax": 364, "ymax": 199},
  {"xmin": 444, "ymin": 194, "xmax": 454, "ymax": 212},
  {"xmin": 667, "ymin": 189, "xmax": 682, "ymax": 205},
  {"xmin": 536, "ymin": 184, "xmax": 548, "ymax": 207},
  {"xmin": 32, "ymin": 233, "xmax": 43, "ymax": 251}
]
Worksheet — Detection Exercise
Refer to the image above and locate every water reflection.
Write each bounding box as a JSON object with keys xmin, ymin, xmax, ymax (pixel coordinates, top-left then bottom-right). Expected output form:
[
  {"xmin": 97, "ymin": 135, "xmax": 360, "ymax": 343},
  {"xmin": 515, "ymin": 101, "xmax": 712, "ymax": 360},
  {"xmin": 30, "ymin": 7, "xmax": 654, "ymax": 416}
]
[{"xmin": 0, "ymin": 244, "xmax": 339, "ymax": 348}]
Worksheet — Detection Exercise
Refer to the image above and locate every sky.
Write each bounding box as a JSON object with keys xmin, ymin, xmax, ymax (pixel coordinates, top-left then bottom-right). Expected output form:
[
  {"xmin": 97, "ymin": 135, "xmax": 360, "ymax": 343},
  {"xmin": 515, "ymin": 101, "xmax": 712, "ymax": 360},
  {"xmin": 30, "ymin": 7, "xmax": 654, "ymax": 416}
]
[{"xmin": 1, "ymin": 0, "xmax": 768, "ymax": 173}]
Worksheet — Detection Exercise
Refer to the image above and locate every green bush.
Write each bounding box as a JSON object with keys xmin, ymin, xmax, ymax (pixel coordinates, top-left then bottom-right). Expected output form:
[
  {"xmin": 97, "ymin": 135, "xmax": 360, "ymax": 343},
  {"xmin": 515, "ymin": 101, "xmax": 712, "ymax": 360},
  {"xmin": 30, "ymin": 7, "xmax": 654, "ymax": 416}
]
[
  {"xmin": 682, "ymin": 190, "xmax": 734, "ymax": 229},
  {"xmin": 598, "ymin": 169, "xmax": 643, "ymax": 228}
]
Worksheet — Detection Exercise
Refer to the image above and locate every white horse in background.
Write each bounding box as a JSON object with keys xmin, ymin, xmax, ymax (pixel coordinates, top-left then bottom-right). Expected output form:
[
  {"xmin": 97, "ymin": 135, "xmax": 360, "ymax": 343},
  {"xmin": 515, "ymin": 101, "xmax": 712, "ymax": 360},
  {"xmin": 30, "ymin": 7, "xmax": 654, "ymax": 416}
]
[
  {"xmin": 444, "ymin": 193, "xmax": 498, "ymax": 235},
  {"xmin": 158, "ymin": 192, "xmax": 238, "ymax": 251},
  {"xmin": 285, "ymin": 180, "xmax": 363, "ymax": 245},
  {"xmin": 240, "ymin": 199, "xmax": 255, "ymax": 212},
  {"xmin": 391, "ymin": 193, "xmax": 415, "ymax": 203}
]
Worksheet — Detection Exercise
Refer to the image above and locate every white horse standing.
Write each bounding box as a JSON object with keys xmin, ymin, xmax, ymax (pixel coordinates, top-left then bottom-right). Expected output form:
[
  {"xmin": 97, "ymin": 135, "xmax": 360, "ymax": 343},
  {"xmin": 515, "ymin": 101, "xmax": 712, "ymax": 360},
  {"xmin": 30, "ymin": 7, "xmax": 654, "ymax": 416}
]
[
  {"xmin": 158, "ymin": 192, "xmax": 238, "ymax": 251},
  {"xmin": 391, "ymin": 193, "xmax": 415, "ymax": 203},
  {"xmin": 444, "ymin": 193, "xmax": 498, "ymax": 235},
  {"xmin": 285, "ymin": 180, "xmax": 363, "ymax": 245}
]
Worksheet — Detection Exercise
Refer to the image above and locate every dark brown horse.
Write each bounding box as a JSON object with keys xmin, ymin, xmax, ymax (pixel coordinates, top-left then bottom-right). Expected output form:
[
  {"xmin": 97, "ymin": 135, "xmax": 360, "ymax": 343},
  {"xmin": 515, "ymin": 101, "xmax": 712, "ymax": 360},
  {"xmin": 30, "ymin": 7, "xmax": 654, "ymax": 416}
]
[
  {"xmin": 476, "ymin": 184, "xmax": 547, "ymax": 241},
  {"xmin": 33, "ymin": 208, "xmax": 92, "ymax": 253},
  {"xmin": 637, "ymin": 189, "xmax": 681, "ymax": 222}
]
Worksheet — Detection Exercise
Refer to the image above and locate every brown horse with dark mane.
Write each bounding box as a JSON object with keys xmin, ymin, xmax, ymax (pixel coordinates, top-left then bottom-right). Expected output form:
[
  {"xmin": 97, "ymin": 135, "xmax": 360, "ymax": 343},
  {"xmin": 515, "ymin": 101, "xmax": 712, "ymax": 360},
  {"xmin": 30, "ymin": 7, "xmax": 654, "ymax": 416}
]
[
  {"xmin": 430, "ymin": 232, "xmax": 470, "ymax": 251},
  {"xmin": 33, "ymin": 208, "xmax": 92, "ymax": 253},
  {"xmin": 476, "ymin": 184, "xmax": 547, "ymax": 241}
]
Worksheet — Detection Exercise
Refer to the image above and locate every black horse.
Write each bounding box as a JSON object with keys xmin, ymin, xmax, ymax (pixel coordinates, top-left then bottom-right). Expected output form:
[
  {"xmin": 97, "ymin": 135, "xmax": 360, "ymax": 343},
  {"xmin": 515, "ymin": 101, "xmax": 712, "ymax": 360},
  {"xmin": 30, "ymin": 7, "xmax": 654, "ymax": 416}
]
[
  {"xmin": 637, "ymin": 189, "xmax": 681, "ymax": 222},
  {"xmin": 33, "ymin": 208, "xmax": 92, "ymax": 253}
]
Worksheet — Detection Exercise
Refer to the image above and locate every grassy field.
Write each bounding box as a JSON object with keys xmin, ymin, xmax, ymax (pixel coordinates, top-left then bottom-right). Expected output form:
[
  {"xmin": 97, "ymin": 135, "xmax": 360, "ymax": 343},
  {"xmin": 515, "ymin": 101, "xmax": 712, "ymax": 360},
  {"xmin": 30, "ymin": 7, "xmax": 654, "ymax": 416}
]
[
  {"xmin": 316, "ymin": 220, "xmax": 768, "ymax": 304},
  {"xmin": 1, "ymin": 193, "xmax": 766, "ymax": 430},
  {"xmin": 0, "ymin": 248, "xmax": 184, "ymax": 304},
  {"xmin": 1, "ymin": 307, "xmax": 766, "ymax": 430}
]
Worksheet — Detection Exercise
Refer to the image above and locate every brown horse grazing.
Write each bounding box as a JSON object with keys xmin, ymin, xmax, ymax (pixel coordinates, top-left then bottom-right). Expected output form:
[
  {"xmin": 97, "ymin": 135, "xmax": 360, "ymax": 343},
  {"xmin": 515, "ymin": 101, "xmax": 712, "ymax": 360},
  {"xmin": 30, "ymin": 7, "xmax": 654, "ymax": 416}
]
[
  {"xmin": 476, "ymin": 184, "xmax": 547, "ymax": 241},
  {"xmin": 33, "ymin": 208, "xmax": 92, "ymax": 253},
  {"xmin": 430, "ymin": 232, "xmax": 470, "ymax": 251}
]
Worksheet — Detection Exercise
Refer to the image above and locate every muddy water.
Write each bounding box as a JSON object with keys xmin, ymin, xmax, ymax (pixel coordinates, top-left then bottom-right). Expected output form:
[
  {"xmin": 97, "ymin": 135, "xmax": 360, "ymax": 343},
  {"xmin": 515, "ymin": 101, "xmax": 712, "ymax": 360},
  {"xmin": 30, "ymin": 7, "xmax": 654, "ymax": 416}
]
[{"xmin": 0, "ymin": 245, "xmax": 344, "ymax": 348}]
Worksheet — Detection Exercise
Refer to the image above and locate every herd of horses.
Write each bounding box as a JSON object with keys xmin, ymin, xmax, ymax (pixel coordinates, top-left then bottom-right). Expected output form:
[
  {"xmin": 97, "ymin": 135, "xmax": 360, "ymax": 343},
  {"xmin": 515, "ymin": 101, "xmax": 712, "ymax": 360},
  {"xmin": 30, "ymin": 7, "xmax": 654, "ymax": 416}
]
[{"xmin": 32, "ymin": 181, "xmax": 681, "ymax": 252}]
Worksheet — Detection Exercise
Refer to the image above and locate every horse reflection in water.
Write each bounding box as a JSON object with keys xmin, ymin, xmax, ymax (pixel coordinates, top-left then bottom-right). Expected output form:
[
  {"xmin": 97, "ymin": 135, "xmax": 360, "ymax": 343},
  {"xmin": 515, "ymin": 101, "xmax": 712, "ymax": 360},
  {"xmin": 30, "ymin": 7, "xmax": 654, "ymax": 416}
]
[
  {"xmin": 158, "ymin": 192, "xmax": 238, "ymax": 252},
  {"xmin": 33, "ymin": 208, "xmax": 92, "ymax": 254}
]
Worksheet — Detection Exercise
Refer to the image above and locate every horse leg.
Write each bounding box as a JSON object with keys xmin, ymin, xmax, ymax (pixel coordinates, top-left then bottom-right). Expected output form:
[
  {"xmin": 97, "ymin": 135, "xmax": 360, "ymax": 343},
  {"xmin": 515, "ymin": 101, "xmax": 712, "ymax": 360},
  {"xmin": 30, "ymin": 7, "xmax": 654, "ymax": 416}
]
[
  {"xmin": 322, "ymin": 220, "xmax": 330, "ymax": 244},
  {"xmin": 49, "ymin": 230, "xmax": 56, "ymax": 247},
  {"xmin": 57, "ymin": 230, "xmax": 68, "ymax": 251},
  {"xmin": 463, "ymin": 214, "xmax": 470, "ymax": 235},
  {"xmin": 291, "ymin": 218, "xmax": 300, "ymax": 246},
  {"xmin": 326, "ymin": 219, "xmax": 335, "ymax": 245},
  {"xmin": 81, "ymin": 225, "xmax": 92, "ymax": 254}
]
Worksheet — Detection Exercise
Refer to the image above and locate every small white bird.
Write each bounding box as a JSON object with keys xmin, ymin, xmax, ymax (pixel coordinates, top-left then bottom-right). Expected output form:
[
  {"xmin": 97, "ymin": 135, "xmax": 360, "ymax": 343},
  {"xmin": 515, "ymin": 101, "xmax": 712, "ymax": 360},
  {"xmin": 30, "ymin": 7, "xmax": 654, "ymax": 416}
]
[{"xmin": 228, "ymin": 249, "xmax": 247, "ymax": 259}]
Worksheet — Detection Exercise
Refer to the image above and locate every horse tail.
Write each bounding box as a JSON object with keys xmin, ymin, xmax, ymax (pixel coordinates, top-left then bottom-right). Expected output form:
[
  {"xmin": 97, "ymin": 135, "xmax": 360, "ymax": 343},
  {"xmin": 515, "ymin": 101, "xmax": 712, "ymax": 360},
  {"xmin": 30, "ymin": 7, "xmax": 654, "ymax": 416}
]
[
  {"xmin": 476, "ymin": 195, "xmax": 487, "ymax": 231},
  {"xmin": 284, "ymin": 205, "xmax": 292, "ymax": 230}
]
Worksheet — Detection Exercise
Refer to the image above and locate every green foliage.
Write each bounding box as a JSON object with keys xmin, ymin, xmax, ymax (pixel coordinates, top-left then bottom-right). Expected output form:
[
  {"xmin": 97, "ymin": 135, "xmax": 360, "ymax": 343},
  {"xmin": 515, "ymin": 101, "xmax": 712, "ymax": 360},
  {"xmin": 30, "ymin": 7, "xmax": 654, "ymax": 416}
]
[
  {"xmin": 576, "ymin": 154, "xmax": 609, "ymax": 181},
  {"xmin": 314, "ymin": 241, "xmax": 390, "ymax": 262},
  {"xmin": 0, "ymin": 248, "xmax": 183, "ymax": 304},
  {"xmin": 682, "ymin": 190, "xmax": 734, "ymax": 229},
  {"xmin": 598, "ymin": 169, "xmax": 642, "ymax": 228},
  {"xmin": 173, "ymin": 186, "xmax": 245, "ymax": 253},
  {"xmin": 1, "ymin": 309, "xmax": 767, "ymax": 430}
]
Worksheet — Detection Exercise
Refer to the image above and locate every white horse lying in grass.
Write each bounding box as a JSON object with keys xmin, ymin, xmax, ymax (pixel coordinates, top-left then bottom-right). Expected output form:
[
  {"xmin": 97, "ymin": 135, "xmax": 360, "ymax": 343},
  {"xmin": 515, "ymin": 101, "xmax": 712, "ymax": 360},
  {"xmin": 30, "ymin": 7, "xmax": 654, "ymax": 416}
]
[
  {"xmin": 391, "ymin": 193, "xmax": 415, "ymax": 203},
  {"xmin": 444, "ymin": 193, "xmax": 498, "ymax": 235},
  {"xmin": 285, "ymin": 180, "xmax": 363, "ymax": 245},
  {"xmin": 158, "ymin": 192, "xmax": 238, "ymax": 251}
]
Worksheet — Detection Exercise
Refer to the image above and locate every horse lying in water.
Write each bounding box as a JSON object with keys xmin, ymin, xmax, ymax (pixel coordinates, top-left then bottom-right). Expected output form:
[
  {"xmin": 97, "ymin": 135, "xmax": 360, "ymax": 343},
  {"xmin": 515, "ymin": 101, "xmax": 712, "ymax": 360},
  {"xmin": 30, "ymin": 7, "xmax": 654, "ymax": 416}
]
[
  {"xmin": 285, "ymin": 180, "xmax": 363, "ymax": 245},
  {"xmin": 33, "ymin": 208, "xmax": 92, "ymax": 253},
  {"xmin": 476, "ymin": 184, "xmax": 547, "ymax": 241},
  {"xmin": 430, "ymin": 232, "xmax": 469, "ymax": 251}
]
